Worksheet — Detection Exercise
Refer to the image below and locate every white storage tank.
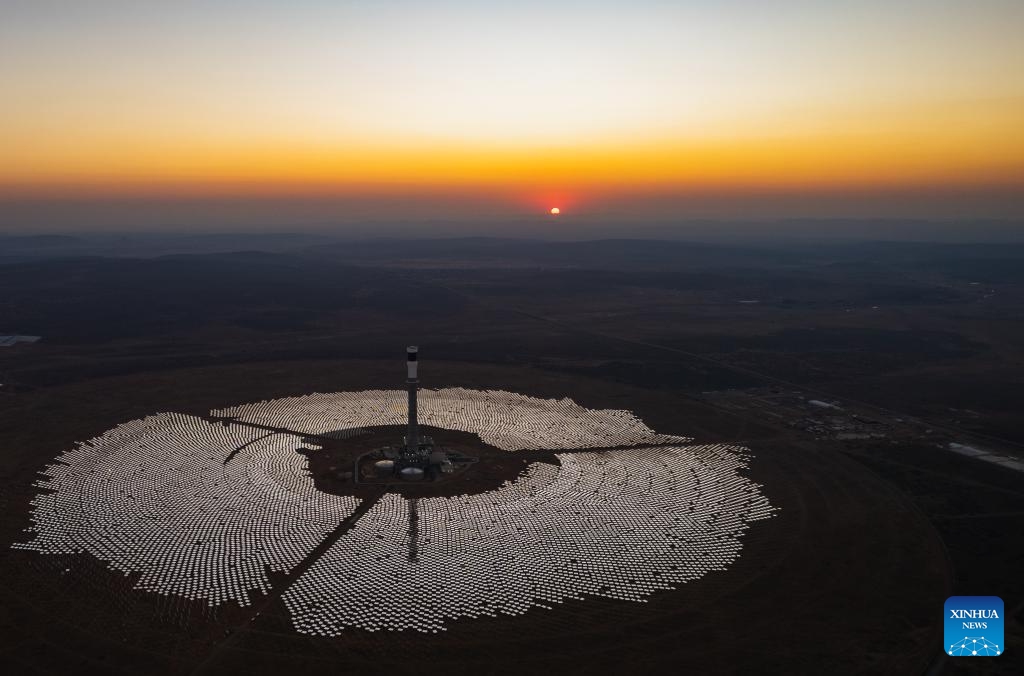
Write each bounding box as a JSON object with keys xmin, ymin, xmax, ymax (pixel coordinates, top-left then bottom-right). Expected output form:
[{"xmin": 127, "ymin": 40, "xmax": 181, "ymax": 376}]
[
  {"xmin": 399, "ymin": 466, "xmax": 425, "ymax": 481},
  {"xmin": 374, "ymin": 460, "xmax": 395, "ymax": 478}
]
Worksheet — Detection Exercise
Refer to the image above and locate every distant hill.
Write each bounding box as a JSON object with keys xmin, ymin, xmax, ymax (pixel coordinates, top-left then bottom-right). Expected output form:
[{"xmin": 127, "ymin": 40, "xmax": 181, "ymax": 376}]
[{"xmin": 1, "ymin": 235, "xmax": 82, "ymax": 248}]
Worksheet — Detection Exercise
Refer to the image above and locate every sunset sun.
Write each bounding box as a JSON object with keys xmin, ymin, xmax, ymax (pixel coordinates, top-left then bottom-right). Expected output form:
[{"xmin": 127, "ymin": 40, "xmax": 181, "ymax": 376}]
[{"xmin": 550, "ymin": 207, "xmax": 561, "ymax": 215}]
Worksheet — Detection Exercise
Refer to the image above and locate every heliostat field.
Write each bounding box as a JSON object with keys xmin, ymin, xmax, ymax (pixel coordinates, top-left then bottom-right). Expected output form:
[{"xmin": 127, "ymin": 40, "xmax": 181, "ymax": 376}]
[{"xmin": 15, "ymin": 388, "xmax": 776, "ymax": 635}]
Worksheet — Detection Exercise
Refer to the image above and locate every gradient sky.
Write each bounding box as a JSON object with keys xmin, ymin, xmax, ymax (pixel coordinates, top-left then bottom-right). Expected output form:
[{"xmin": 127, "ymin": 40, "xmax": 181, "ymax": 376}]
[{"xmin": 1, "ymin": 0, "xmax": 1022, "ymax": 229}]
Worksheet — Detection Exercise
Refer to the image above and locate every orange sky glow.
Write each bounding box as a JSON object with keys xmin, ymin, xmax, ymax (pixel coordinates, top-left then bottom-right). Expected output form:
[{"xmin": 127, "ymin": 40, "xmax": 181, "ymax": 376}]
[{"xmin": 1, "ymin": 1, "xmax": 1022, "ymax": 225}]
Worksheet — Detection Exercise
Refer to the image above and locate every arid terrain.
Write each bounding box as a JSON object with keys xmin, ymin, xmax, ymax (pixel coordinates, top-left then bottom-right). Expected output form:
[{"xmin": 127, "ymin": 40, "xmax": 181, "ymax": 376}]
[{"xmin": 1, "ymin": 236, "xmax": 1021, "ymax": 674}]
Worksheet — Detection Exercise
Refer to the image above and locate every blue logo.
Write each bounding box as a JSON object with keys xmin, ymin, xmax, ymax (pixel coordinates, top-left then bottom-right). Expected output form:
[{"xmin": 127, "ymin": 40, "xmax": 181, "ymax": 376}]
[{"xmin": 945, "ymin": 596, "xmax": 1003, "ymax": 656}]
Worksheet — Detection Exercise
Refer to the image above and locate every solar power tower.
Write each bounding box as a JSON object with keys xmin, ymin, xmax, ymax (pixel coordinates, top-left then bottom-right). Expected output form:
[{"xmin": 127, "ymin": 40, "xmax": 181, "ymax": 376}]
[
  {"xmin": 406, "ymin": 346, "xmax": 419, "ymax": 454},
  {"xmin": 396, "ymin": 346, "xmax": 442, "ymax": 479}
]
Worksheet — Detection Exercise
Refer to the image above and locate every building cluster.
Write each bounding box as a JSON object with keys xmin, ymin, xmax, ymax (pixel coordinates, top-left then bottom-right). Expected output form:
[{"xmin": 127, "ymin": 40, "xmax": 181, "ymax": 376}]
[
  {"xmin": 17, "ymin": 389, "xmax": 775, "ymax": 634},
  {"xmin": 213, "ymin": 388, "xmax": 689, "ymax": 451},
  {"xmin": 285, "ymin": 443, "xmax": 775, "ymax": 635},
  {"xmin": 705, "ymin": 388, "xmax": 894, "ymax": 442}
]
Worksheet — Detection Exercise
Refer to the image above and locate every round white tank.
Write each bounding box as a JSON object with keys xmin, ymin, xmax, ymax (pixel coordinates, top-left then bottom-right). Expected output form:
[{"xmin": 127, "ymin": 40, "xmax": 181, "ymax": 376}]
[
  {"xmin": 374, "ymin": 460, "xmax": 395, "ymax": 477},
  {"xmin": 399, "ymin": 467, "xmax": 424, "ymax": 481}
]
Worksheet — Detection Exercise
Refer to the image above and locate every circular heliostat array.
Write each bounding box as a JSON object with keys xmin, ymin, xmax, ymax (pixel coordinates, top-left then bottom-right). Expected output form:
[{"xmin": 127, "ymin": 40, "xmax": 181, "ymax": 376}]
[{"xmin": 15, "ymin": 388, "xmax": 776, "ymax": 633}]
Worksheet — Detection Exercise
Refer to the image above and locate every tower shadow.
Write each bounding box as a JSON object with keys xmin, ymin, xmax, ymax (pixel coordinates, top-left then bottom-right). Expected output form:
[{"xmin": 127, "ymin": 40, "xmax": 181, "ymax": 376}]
[{"xmin": 408, "ymin": 498, "xmax": 420, "ymax": 564}]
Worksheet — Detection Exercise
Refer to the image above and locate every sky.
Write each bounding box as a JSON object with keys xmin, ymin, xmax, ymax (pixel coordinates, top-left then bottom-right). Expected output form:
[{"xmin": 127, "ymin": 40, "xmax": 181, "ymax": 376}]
[{"xmin": 1, "ymin": 0, "xmax": 1022, "ymax": 231}]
